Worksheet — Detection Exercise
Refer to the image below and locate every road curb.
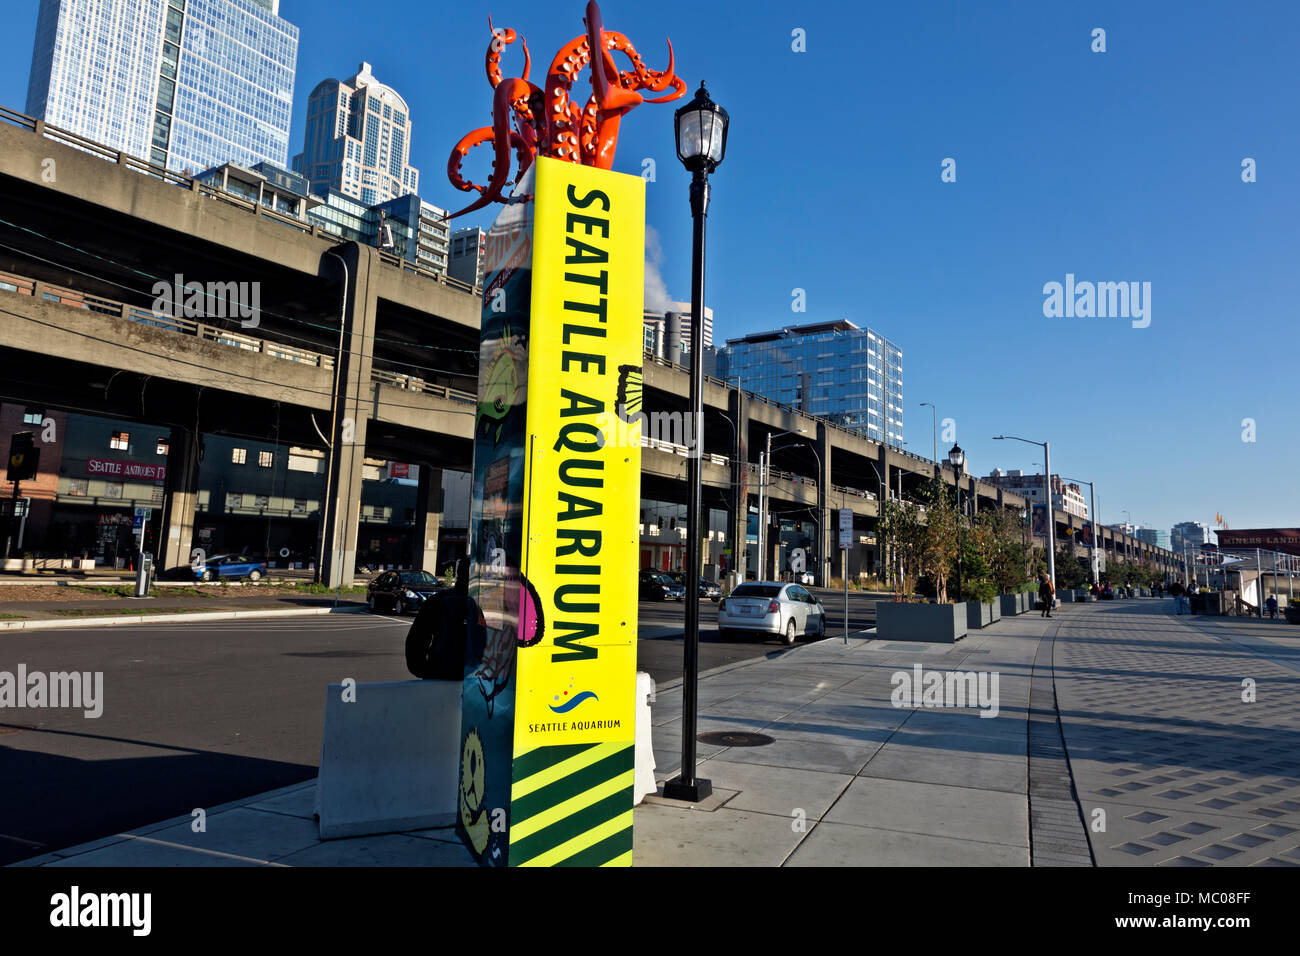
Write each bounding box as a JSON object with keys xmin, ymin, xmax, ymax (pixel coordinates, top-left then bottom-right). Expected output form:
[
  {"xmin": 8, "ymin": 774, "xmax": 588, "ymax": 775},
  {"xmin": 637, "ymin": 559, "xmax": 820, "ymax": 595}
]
[
  {"xmin": 0, "ymin": 605, "xmax": 368, "ymax": 632},
  {"xmin": 650, "ymin": 627, "xmax": 877, "ymax": 694}
]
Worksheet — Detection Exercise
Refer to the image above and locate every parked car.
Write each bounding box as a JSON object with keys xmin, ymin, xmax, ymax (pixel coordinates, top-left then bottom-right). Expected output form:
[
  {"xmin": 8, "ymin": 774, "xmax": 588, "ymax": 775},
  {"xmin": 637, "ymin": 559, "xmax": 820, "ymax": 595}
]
[
  {"xmin": 639, "ymin": 570, "xmax": 686, "ymax": 601},
  {"xmin": 192, "ymin": 553, "xmax": 266, "ymax": 582},
  {"xmin": 367, "ymin": 569, "xmax": 444, "ymax": 615},
  {"xmin": 666, "ymin": 571, "xmax": 721, "ymax": 601},
  {"xmin": 717, "ymin": 581, "xmax": 826, "ymax": 645}
]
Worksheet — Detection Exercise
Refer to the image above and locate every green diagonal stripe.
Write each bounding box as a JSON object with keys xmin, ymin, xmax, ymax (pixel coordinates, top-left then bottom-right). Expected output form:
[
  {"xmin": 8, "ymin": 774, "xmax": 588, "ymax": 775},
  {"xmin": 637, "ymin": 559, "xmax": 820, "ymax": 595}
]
[
  {"xmin": 512, "ymin": 742, "xmax": 592, "ymax": 782},
  {"xmin": 555, "ymin": 825, "xmax": 633, "ymax": 867},
  {"xmin": 510, "ymin": 745, "xmax": 634, "ymax": 823},
  {"xmin": 511, "ymin": 786, "xmax": 634, "ymax": 865}
]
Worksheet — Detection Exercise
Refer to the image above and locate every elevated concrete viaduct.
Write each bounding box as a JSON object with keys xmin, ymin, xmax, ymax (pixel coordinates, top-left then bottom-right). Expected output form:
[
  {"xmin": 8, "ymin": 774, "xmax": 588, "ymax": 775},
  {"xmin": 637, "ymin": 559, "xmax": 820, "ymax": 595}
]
[{"xmin": 0, "ymin": 107, "xmax": 1184, "ymax": 586}]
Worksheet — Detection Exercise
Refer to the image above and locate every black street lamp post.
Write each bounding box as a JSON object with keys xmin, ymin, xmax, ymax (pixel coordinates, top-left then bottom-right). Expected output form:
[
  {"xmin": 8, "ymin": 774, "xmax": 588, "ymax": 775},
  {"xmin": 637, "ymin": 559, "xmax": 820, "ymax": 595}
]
[
  {"xmin": 948, "ymin": 443, "xmax": 965, "ymax": 602},
  {"xmin": 662, "ymin": 83, "xmax": 727, "ymax": 804}
]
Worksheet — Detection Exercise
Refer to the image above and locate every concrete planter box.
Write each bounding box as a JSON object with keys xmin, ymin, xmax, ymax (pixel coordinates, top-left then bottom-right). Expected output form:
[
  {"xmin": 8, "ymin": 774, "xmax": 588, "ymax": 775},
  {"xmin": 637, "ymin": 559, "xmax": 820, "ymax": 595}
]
[
  {"xmin": 999, "ymin": 593, "xmax": 1021, "ymax": 617},
  {"xmin": 989, "ymin": 601, "xmax": 1001, "ymax": 623},
  {"xmin": 1059, "ymin": 590, "xmax": 1075, "ymax": 603},
  {"xmin": 877, "ymin": 602, "xmax": 969, "ymax": 643},
  {"xmin": 966, "ymin": 600, "xmax": 995, "ymax": 630}
]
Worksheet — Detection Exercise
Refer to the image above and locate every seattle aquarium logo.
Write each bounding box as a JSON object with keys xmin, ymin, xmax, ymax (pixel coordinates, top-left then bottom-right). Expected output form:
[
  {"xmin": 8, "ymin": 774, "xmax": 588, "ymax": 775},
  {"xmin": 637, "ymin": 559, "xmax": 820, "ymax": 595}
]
[{"xmin": 549, "ymin": 679, "xmax": 598, "ymax": 714}]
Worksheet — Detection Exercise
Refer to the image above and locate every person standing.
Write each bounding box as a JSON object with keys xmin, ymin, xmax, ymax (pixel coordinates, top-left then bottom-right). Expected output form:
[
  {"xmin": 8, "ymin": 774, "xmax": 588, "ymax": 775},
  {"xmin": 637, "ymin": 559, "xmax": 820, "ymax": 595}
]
[
  {"xmin": 1039, "ymin": 571, "xmax": 1055, "ymax": 618},
  {"xmin": 1266, "ymin": 595, "xmax": 1278, "ymax": 620}
]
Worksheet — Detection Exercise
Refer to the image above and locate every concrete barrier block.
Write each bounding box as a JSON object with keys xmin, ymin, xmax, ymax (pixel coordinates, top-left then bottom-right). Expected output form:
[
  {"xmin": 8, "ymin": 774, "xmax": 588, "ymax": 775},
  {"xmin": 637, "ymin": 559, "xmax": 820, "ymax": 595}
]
[
  {"xmin": 317, "ymin": 679, "xmax": 462, "ymax": 840},
  {"xmin": 634, "ymin": 672, "xmax": 656, "ymax": 805}
]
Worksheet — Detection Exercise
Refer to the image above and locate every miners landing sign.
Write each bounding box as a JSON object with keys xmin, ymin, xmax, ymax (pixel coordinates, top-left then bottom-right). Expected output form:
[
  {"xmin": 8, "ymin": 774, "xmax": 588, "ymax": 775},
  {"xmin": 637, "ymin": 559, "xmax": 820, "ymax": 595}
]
[
  {"xmin": 86, "ymin": 458, "xmax": 166, "ymax": 481},
  {"xmin": 1216, "ymin": 528, "xmax": 1300, "ymax": 559}
]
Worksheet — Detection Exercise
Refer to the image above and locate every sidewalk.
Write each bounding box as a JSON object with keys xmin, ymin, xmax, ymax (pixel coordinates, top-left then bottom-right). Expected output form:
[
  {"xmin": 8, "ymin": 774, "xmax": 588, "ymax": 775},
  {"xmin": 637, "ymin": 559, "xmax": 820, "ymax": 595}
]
[
  {"xmin": 1051, "ymin": 601, "xmax": 1300, "ymax": 866},
  {"xmin": 15, "ymin": 603, "xmax": 1070, "ymax": 867},
  {"xmin": 0, "ymin": 583, "xmax": 366, "ymax": 630}
]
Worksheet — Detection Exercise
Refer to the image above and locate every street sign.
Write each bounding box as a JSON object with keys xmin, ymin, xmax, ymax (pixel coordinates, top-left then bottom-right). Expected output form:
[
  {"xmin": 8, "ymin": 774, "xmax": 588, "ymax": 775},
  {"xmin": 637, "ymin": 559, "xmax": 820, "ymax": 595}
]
[
  {"xmin": 132, "ymin": 507, "xmax": 152, "ymax": 529},
  {"xmin": 838, "ymin": 508, "xmax": 853, "ymax": 549}
]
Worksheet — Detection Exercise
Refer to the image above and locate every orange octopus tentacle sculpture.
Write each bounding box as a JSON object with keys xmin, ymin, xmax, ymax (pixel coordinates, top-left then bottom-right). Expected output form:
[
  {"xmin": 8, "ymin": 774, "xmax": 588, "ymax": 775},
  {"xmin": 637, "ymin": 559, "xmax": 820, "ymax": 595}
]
[{"xmin": 445, "ymin": 0, "xmax": 683, "ymax": 219}]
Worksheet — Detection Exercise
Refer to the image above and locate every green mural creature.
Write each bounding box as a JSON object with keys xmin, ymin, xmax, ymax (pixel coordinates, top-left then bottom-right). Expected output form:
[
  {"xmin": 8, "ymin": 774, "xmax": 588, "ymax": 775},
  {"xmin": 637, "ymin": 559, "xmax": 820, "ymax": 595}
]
[{"xmin": 476, "ymin": 324, "xmax": 525, "ymax": 443}]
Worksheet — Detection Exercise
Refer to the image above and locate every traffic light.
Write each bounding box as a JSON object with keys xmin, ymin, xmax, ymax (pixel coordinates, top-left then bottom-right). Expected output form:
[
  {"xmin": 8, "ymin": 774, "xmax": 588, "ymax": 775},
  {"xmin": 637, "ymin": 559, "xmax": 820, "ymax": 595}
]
[{"xmin": 7, "ymin": 431, "xmax": 39, "ymax": 482}]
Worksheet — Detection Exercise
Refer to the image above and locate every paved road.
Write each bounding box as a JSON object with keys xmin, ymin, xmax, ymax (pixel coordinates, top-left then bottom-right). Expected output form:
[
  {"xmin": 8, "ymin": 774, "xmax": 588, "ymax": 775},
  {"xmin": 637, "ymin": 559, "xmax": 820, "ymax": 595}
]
[{"xmin": 0, "ymin": 597, "xmax": 841, "ymax": 863}]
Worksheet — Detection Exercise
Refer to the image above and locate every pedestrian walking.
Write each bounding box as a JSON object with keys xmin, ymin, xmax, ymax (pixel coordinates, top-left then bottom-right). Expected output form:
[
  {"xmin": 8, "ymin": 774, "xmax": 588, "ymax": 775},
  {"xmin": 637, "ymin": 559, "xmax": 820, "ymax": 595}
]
[
  {"xmin": 1266, "ymin": 595, "xmax": 1278, "ymax": 620},
  {"xmin": 1039, "ymin": 571, "xmax": 1055, "ymax": 618},
  {"xmin": 1170, "ymin": 580, "xmax": 1187, "ymax": 615}
]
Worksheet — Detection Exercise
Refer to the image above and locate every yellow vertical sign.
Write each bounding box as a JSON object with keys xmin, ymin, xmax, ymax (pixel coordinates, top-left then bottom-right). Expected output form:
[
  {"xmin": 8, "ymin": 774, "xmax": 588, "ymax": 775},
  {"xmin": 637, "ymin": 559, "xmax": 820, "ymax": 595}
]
[{"xmin": 508, "ymin": 157, "xmax": 644, "ymax": 866}]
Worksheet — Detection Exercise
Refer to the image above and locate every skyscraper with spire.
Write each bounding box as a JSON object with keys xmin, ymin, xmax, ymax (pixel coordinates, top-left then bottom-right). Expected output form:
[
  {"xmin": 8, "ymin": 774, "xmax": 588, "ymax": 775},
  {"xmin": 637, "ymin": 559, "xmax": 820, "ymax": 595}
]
[{"xmin": 292, "ymin": 62, "xmax": 420, "ymax": 207}]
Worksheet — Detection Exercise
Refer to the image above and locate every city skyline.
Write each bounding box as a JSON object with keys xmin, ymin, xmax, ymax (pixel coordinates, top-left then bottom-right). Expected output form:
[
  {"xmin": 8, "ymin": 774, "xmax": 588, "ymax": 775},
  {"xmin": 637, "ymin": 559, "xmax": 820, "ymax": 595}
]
[{"xmin": 3, "ymin": 0, "xmax": 1295, "ymax": 537}]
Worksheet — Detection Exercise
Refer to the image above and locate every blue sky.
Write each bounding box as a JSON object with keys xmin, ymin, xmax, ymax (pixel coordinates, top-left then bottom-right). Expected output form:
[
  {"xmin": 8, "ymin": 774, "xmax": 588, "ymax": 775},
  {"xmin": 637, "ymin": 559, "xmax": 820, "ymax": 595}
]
[{"xmin": 4, "ymin": 0, "xmax": 1297, "ymax": 538}]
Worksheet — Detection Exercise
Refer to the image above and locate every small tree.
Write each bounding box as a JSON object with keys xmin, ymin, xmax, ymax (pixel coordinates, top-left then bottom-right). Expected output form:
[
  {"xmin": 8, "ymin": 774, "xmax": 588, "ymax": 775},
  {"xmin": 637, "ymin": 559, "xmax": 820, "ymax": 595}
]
[
  {"xmin": 979, "ymin": 509, "xmax": 1030, "ymax": 594},
  {"xmin": 1055, "ymin": 547, "xmax": 1089, "ymax": 589},
  {"xmin": 878, "ymin": 496, "xmax": 925, "ymax": 601},
  {"xmin": 917, "ymin": 478, "xmax": 960, "ymax": 603}
]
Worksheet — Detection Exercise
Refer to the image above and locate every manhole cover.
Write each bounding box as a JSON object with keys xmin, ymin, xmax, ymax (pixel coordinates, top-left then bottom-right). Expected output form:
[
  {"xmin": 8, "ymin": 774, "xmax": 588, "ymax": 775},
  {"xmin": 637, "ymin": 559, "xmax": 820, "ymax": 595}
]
[{"xmin": 698, "ymin": 731, "xmax": 774, "ymax": 748}]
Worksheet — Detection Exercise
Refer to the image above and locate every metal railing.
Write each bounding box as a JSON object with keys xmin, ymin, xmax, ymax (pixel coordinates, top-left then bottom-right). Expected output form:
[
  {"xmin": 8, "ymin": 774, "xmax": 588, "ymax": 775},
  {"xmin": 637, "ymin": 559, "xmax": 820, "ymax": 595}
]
[
  {"xmin": 0, "ymin": 104, "xmax": 482, "ymax": 298},
  {"xmin": 1, "ymin": 269, "xmax": 335, "ymax": 371},
  {"xmin": 370, "ymin": 367, "xmax": 475, "ymax": 404}
]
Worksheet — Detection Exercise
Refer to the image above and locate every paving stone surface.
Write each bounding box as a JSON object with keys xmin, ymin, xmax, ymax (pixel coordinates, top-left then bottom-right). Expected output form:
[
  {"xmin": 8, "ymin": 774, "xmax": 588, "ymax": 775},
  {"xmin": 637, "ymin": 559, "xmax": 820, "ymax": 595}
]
[{"xmin": 1053, "ymin": 601, "xmax": 1300, "ymax": 867}]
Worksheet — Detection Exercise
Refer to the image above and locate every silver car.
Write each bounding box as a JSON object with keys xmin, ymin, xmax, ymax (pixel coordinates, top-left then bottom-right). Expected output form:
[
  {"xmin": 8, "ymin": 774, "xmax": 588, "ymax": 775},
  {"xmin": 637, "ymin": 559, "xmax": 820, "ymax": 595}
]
[{"xmin": 717, "ymin": 582, "xmax": 826, "ymax": 645}]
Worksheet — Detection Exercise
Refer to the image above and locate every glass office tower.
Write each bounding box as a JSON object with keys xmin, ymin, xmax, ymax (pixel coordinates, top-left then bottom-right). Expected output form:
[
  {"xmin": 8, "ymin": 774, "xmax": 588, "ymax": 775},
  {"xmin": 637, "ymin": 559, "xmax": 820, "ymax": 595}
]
[
  {"xmin": 27, "ymin": 0, "xmax": 298, "ymax": 173},
  {"xmin": 717, "ymin": 320, "xmax": 904, "ymax": 443}
]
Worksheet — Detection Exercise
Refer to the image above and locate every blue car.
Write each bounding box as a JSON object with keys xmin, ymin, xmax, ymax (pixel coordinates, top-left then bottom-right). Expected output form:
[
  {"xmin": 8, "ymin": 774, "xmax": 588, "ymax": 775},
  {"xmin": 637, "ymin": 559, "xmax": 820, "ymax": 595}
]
[{"xmin": 193, "ymin": 553, "xmax": 267, "ymax": 582}]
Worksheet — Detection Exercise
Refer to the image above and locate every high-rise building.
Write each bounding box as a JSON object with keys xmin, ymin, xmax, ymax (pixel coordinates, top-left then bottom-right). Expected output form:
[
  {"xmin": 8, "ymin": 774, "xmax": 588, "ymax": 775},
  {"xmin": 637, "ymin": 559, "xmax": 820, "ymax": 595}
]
[
  {"xmin": 27, "ymin": 0, "xmax": 299, "ymax": 174},
  {"xmin": 983, "ymin": 470, "xmax": 1089, "ymax": 519},
  {"xmin": 717, "ymin": 320, "xmax": 902, "ymax": 442},
  {"xmin": 1137, "ymin": 528, "xmax": 1170, "ymax": 549},
  {"xmin": 293, "ymin": 62, "xmax": 419, "ymax": 207},
  {"xmin": 1171, "ymin": 521, "xmax": 1210, "ymax": 555},
  {"xmin": 301, "ymin": 188, "xmax": 448, "ymax": 273},
  {"xmin": 449, "ymin": 227, "xmax": 486, "ymax": 288}
]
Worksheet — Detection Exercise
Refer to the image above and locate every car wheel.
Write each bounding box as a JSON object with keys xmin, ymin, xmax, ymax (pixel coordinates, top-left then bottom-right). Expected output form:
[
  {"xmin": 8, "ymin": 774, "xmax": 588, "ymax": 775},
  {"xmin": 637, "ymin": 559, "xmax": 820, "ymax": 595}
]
[
  {"xmin": 783, "ymin": 619, "xmax": 796, "ymax": 646},
  {"xmin": 367, "ymin": 595, "xmax": 377, "ymax": 613},
  {"xmin": 201, "ymin": 569, "xmax": 214, "ymax": 582},
  {"xmin": 394, "ymin": 597, "xmax": 405, "ymax": 616},
  {"xmin": 248, "ymin": 569, "xmax": 262, "ymax": 582}
]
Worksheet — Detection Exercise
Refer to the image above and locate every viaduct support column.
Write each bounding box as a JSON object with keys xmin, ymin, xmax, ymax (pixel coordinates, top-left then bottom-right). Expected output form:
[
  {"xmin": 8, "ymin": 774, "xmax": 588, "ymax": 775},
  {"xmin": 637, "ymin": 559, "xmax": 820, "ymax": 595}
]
[
  {"xmin": 816, "ymin": 423, "xmax": 831, "ymax": 587},
  {"xmin": 321, "ymin": 243, "xmax": 378, "ymax": 589},
  {"xmin": 413, "ymin": 465, "xmax": 443, "ymax": 572},
  {"xmin": 728, "ymin": 389, "xmax": 749, "ymax": 582},
  {"xmin": 161, "ymin": 428, "xmax": 200, "ymax": 570}
]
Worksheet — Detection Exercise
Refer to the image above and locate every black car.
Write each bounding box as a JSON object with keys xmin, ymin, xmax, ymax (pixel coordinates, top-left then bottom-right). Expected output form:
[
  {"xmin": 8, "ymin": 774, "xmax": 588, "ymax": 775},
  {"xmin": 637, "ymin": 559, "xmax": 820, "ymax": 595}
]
[
  {"xmin": 367, "ymin": 570, "xmax": 444, "ymax": 615},
  {"xmin": 666, "ymin": 571, "xmax": 721, "ymax": 601},
  {"xmin": 639, "ymin": 570, "xmax": 686, "ymax": 601}
]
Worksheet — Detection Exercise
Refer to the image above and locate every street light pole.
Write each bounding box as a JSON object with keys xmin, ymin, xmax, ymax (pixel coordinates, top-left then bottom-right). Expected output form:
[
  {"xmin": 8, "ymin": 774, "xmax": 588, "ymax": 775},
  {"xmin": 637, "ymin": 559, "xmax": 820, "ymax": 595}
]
[
  {"xmin": 1063, "ymin": 476, "xmax": 1100, "ymax": 587},
  {"xmin": 663, "ymin": 82, "xmax": 727, "ymax": 805},
  {"xmin": 920, "ymin": 402, "xmax": 937, "ymax": 468},
  {"xmin": 948, "ymin": 443, "xmax": 965, "ymax": 602},
  {"xmin": 994, "ymin": 435, "xmax": 1056, "ymax": 591}
]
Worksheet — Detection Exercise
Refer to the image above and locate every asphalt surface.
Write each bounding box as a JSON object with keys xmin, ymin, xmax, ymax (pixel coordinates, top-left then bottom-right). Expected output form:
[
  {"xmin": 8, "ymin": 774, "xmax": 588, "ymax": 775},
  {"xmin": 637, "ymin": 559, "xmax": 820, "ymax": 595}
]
[{"xmin": 0, "ymin": 588, "xmax": 895, "ymax": 863}]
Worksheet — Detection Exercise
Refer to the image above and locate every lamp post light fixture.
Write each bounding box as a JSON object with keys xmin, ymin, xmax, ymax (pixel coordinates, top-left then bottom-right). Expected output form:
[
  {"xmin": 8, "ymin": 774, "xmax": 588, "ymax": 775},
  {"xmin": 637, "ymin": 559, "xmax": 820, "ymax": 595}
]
[
  {"xmin": 948, "ymin": 443, "xmax": 965, "ymax": 602},
  {"xmin": 662, "ymin": 82, "xmax": 727, "ymax": 806},
  {"xmin": 994, "ymin": 435, "xmax": 1056, "ymax": 592}
]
